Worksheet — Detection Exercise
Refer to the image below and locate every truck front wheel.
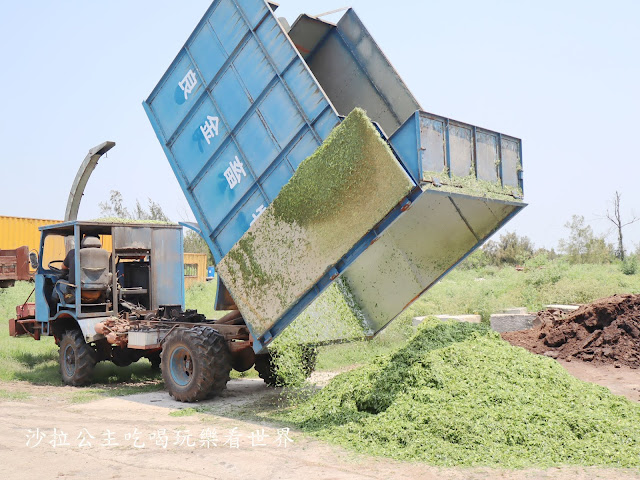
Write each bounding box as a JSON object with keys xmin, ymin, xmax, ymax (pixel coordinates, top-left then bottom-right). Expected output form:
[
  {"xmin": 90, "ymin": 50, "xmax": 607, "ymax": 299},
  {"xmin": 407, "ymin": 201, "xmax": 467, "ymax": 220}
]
[
  {"xmin": 161, "ymin": 326, "xmax": 231, "ymax": 402},
  {"xmin": 59, "ymin": 329, "xmax": 97, "ymax": 386}
]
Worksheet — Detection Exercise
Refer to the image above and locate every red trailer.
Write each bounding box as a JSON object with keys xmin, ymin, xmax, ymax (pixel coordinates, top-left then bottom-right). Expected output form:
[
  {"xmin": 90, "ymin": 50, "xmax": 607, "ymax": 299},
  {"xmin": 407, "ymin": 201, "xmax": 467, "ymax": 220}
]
[{"xmin": 0, "ymin": 246, "xmax": 30, "ymax": 287}]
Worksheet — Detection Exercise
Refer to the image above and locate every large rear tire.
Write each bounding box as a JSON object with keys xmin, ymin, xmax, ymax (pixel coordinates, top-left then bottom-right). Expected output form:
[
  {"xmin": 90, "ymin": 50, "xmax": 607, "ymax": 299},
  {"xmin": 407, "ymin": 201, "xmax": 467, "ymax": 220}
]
[
  {"xmin": 254, "ymin": 345, "xmax": 318, "ymax": 387},
  {"xmin": 59, "ymin": 329, "xmax": 97, "ymax": 386},
  {"xmin": 301, "ymin": 345, "xmax": 318, "ymax": 377},
  {"xmin": 148, "ymin": 352, "xmax": 161, "ymax": 371},
  {"xmin": 254, "ymin": 352, "xmax": 278, "ymax": 387},
  {"xmin": 161, "ymin": 326, "xmax": 231, "ymax": 402}
]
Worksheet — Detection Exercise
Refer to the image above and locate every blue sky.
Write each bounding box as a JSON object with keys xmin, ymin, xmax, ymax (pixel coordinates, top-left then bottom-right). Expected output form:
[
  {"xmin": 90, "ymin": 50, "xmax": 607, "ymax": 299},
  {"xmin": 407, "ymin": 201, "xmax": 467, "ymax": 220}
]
[{"xmin": 1, "ymin": 0, "xmax": 638, "ymax": 251}]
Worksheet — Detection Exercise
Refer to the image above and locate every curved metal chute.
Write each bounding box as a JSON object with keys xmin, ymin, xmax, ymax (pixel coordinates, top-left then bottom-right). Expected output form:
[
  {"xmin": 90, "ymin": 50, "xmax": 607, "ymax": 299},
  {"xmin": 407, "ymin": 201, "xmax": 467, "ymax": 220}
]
[
  {"xmin": 64, "ymin": 141, "xmax": 115, "ymax": 252},
  {"xmin": 65, "ymin": 141, "xmax": 115, "ymax": 222}
]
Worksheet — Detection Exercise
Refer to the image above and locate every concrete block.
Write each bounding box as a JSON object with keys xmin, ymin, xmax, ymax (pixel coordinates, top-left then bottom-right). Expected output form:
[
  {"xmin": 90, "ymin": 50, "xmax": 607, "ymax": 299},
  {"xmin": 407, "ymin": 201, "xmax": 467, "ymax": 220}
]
[
  {"xmin": 500, "ymin": 307, "xmax": 528, "ymax": 315},
  {"xmin": 490, "ymin": 313, "xmax": 537, "ymax": 333},
  {"xmin": 413, "ymin": 314, "xmax": 482, "ymax": 327},
  {"xmin": 545, "ymin": 304, "xmax": 580, "ymax": 312}
]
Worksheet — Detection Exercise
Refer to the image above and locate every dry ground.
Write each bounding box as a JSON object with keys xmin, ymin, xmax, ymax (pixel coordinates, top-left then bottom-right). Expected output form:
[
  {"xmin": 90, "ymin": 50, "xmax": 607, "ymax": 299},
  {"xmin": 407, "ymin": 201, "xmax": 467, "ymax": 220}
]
[{"xmin": 0, "ymin": 365, "xmax": 639, "ymax": 480}]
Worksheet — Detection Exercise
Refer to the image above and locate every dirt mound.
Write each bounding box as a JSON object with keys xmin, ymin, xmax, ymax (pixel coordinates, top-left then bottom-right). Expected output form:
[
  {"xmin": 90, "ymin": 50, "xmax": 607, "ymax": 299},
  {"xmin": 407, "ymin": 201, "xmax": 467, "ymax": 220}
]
[{"xmin": 503, "ymin": 294, "xmax": 640, "ymax": 367}]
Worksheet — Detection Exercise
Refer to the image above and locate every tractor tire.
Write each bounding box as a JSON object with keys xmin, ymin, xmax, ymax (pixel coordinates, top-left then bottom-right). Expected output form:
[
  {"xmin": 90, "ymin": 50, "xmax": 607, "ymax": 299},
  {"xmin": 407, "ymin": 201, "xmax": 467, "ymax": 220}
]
[
  {"xmin": 254, "ymin": 346, "xmax": 318, "ymax": 387},
  {"xmin": 161, "ymin": 326, "xmax": 231, "ymax": 402},
  {"xmin": 148, "ymin": 352, "xmax": 161, "ymax": 371},
  {"xmin": 301, "ymin": 345, "xmax": 318, "ymax": 377},
  {"xmin": 254, "ymin": 352, "xmax": 278, "ymax": 387},
  {"xmin": 59, "ymin": 329, "xmax": 97, "ymax": 386}
]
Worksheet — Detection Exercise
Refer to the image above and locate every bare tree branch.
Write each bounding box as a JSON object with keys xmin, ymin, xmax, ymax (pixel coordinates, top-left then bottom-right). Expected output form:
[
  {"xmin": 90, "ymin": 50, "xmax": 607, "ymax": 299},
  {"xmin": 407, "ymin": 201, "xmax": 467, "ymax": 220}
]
[{"xmin": 604, "ymin": 191, "xmax": 639, "ymax": 261}]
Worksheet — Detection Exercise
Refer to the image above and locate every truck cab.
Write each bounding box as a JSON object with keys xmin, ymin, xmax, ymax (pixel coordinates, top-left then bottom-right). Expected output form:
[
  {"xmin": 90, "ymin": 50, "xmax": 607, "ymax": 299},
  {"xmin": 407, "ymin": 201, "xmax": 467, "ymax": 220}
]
[
  {"xmin": 34, "ymin": 221, "xmax": 184, "ymax": 338},
  {"xmin": 18, "ymin": 221, "xmax": 183, "ymax": 384}
]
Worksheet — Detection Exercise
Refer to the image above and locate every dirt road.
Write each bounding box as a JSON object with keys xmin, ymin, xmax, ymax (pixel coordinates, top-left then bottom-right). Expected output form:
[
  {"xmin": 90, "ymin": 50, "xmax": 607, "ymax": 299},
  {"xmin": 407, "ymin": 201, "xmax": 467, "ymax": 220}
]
[{"xmin": 1, "ymin": 375, "xmax": 639, "ymax": 480}]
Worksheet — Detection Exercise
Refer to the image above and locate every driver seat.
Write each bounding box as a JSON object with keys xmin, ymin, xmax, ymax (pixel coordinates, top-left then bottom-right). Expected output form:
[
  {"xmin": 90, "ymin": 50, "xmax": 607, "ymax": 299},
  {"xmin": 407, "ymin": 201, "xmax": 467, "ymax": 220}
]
[
  {"xmin": 56, "ymin": 236, "xmax": 111, "ymax": 305},
  {"xmin": 78, "ymin": 236, "xmax": 111, "ymax": 299}
]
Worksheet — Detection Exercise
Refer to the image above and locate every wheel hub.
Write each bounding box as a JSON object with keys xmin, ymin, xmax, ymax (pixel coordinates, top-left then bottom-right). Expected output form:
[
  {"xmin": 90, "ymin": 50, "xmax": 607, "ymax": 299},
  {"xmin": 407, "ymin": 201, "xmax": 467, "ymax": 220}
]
[{"xmin": 169, "ymin": 346, "xmax": 194, "ymax": 386}]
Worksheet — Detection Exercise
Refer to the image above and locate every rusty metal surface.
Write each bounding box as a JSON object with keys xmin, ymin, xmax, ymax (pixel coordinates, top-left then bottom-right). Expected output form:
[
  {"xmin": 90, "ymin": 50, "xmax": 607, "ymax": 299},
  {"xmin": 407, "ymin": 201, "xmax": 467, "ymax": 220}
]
[
  {"xmin": 8, "ymin": 318, "xmax": 27, "ymax": 337},
  {"xmin": 0, "ymin": 246, "xmax": 30, "ymax": 282},
  {"xmin": 9, "ymin": 318, "xmax": 40, "ymax": 340},
  {"xmin": 228, "ymin": 341, "xmax": 255, "ymax": 372},
  {"xmin": 16, "ymin": 302, "xmax": 35, "ymax": 319}
]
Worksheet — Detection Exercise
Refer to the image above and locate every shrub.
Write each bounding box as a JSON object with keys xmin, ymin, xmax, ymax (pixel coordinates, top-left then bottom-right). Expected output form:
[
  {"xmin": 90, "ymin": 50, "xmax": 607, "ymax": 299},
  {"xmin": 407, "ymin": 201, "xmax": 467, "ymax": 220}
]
[{"xmin": 621, "ymin": 256, "xmax": 638, "ymax": 276}]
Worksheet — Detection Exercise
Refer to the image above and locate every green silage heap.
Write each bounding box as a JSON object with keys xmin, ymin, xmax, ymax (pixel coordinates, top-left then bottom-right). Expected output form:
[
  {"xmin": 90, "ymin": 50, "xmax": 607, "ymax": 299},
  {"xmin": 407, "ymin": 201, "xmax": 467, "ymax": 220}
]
[
  {"xmin": 422, "ymin": 170, "xmax": 524, "ymax": 200},
  {"xmin": 279, "ymin": 320, "xmax": 640, "ymax": 468},
  {"xmin": 217, "ymin": 108, "xmax": 413, "ymax": 338}
]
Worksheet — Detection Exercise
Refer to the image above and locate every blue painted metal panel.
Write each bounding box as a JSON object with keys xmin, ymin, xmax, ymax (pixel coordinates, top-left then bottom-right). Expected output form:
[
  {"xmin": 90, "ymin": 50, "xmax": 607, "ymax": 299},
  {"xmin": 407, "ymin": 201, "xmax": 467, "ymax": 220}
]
[
  {"xmin": 390, "ymin": 111, "xmax": 523, "ymax": 194},
  {"xmin": 34, "ymin": 274, "xmax": 49, "ymax": 323},
  {"xmin": 387, "ymin": 111, "xmax": 420, "ymax": 183},
  {"xmin": 144, "ymin": 2, "xmax": 526, "ymax": 352},
  {"xmin": 144, "ymin": 0, "xmax": 339, "ymax": 264}
]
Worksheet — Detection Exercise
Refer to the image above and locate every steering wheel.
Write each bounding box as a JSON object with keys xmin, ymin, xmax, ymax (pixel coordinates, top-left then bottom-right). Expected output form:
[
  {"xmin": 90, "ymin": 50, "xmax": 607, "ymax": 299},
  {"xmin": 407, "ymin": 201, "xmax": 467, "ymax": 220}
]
[{"xmin": 48, "ymin": 260, "xmax": 65, "ymax": 275}]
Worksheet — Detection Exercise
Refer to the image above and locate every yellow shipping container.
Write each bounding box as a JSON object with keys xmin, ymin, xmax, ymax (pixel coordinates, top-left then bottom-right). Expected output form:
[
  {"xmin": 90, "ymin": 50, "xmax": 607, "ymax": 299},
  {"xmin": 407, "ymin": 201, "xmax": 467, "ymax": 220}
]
[
  {"xmin": 183, "ymin": 252, "xmax": 208, "ymax": 289},
  {"xmin": 0, "ymin": 215, "xmax": 64, "ymax": 259},
  {"xmin": 0, "ymin": 215, "xmax": 113, "ymax": 265}
]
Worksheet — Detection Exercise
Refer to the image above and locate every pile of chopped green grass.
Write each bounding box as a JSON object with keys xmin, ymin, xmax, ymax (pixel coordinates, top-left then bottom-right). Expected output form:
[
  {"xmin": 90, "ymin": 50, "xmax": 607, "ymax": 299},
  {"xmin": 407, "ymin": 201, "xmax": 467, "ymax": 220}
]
[
  {"xmin": 277, "ymin": 319, "xmax": 640, "ymax": 468},
  {"xmin": 262, "ymin": 277, "xmax": 372, "ymax": 387}
]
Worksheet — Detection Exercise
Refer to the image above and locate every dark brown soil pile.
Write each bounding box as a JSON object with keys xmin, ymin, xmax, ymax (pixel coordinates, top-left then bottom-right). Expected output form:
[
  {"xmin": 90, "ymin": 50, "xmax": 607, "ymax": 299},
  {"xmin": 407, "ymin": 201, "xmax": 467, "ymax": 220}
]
[{"xmin": 502, "ymin": 294, "xmax": 640, "ymax": 367}]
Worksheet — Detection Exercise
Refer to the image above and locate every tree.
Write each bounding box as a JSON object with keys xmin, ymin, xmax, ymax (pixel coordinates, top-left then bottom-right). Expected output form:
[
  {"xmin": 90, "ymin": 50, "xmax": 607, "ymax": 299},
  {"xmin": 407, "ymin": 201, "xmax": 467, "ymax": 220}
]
[
  {"xmin": 605, "ymin": 191, "xmax": 639, "ymax": 261},
  {"xmin": 534, "ymin": 247, "xmax": 558, "ymax": 260},
  {"xmin": 100, "ymin": 190, "xmax": 214, "ymax": 264},
  {"xmin": 558, "ymin": 215, "xmax": 614, "ymax": 264},
  {"xmin": 184, "ymin": 230, "xmax": 214, "ymax": 266},
  {"xmin": 483, "ymin": 232, "xmax": 534, "ymax": 266},
  {"xmin": 99, "ymin": 190, "xmax": 131, "ymax": 218},
  {"xmin": 99, "ymin": 190, "xmax": 169, "ymax": 222},
  {"xmin": 134, "ymin": 199, "xmax": 170, "ymax": 222}
]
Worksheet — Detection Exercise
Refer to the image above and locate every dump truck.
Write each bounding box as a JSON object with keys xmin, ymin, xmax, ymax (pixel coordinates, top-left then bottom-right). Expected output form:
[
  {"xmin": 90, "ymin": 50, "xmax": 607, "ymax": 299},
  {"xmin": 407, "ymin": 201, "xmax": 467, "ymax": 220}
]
[{"xmin": 10, "ymin": 0, "xmax": 525, "ymax": 402}]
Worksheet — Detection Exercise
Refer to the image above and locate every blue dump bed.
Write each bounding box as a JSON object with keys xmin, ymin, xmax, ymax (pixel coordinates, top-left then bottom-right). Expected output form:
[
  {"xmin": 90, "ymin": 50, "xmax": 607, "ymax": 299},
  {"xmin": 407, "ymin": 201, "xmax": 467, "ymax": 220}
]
[
  {"xmin": 143, "ymin": 0, "xmax": 339, "ymax": 263},
  {"xmin": 144, "ymin": 1, "xmax": 526, "ymax": 352}
]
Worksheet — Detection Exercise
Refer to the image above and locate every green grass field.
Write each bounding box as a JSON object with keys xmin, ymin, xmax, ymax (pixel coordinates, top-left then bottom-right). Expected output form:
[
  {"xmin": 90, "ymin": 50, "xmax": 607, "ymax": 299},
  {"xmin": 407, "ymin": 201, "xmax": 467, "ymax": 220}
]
[
  {"xmin": 0, "ymin": 260, "xmax": 638, "ymax": 391},
  {"xmin": 415, "ymin": 258, "xmax": 640, "ymax": 321}
]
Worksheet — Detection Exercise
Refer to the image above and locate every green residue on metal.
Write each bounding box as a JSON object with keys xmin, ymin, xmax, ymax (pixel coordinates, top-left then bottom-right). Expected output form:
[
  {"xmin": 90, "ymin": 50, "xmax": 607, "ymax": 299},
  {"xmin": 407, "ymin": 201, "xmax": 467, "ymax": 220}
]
[
  {"xmin": 270, "ymin": 108, "xmax": 398, "ymax": 227},
  {"xmin": 267, "ymin": 279, "xmax": 369, "ymax": 387},
  {"xmin": 258, "ymin": 277, "xmax": 370, "ymax": 388},
  {"xmin": 217, "ymin": 108, "xmax": 414, "ymax": 337},
  {"xmin": 224, "ymin": 232, "xmax": 269, "ymax": 291},
  {"xmin": 90, "ymin": 217, "xmax": 177, "ymax": 225},
  {"xmin": 279, "ymin": 278, "xmax": 370, "ymax": 345},
  {"xmin": 423, "ymin": 169, "xmax": 523, "ymax": 200},
  {"xmin": 278, "ymin": 319, "xmax": 640, "ymax": 467}
]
